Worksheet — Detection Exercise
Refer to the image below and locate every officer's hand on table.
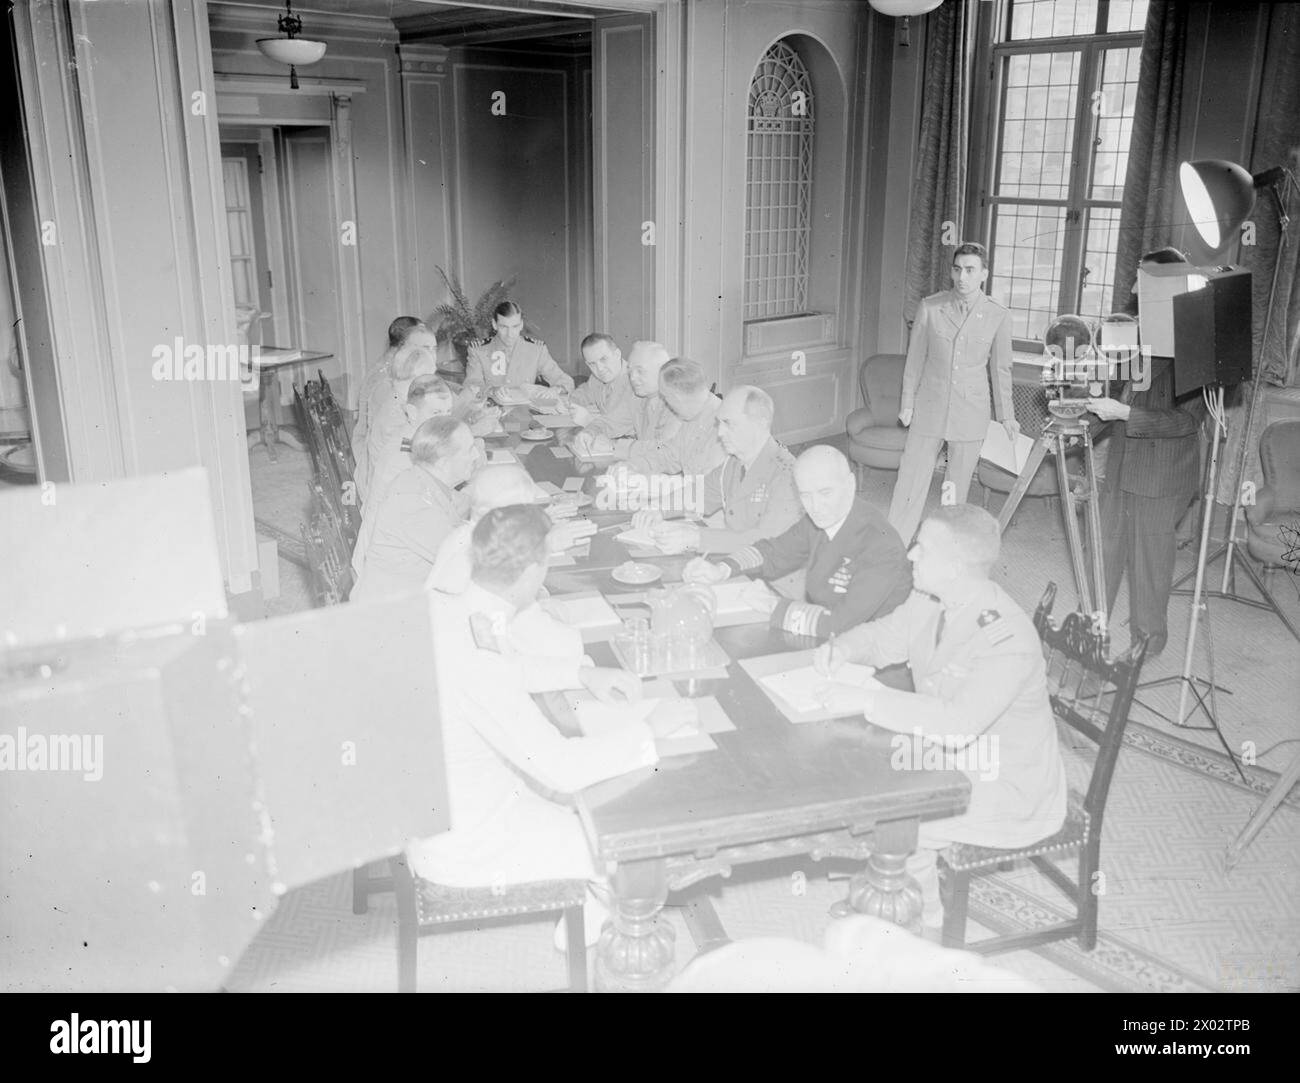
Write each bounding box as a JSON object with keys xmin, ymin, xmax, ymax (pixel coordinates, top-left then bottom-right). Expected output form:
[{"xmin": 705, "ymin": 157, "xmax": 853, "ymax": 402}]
[
  {"xmin": 631, "ymin": 509, "xmax": 663, "ymax": 534},
  {"xmin": 652, "ymin": 520, "xmax": 700, "ymax": 554},
  {"xmin": 568, "ymin": 403, "xmax": 593, "ymax": 428},
  {"xmin": 898, "ymin": 407, "xmax": 914, "ymax": 427},
  {"xmin": 1086, "ymin": 397, "xmax": 1131, "ymax": 422},
  {"xmin": 578, "ymin": 666, "xmax": 642, "ymax": 704},
  {"xmin": 646, "ymin": 699, "xmax": 700, "ymax": 740},
  {"xmin": 1003, "ymin": 418, "xmax": 1021, "ymax": 441},
  {"xmin": 547, "ymin": 518, "xmax": 597, "ymax": 553},
  {"xmin": 682, "ymin": 557, "xmax": 730, "ymax": 586},
  {"xmin": 740, "ymin": 579, "xmax": 780, "ymax": 615},
  {"xmin": 813, "ymin": 639, "xmax": 846, "ymax": 676}
]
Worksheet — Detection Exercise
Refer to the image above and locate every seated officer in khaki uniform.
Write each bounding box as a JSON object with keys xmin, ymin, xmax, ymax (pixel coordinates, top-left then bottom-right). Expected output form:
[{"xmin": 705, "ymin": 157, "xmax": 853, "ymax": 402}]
[
  {"xmin": 889, "ymin": 242, "xmax": 1018, "ymax": 544},
  {"xmin": 813, "ymin": 504, "xmax": 1067, "ymax": 929},
  {"xmin": 568, "ymin": 332, "xmax": 638, "ymax": 454},
  {"xmin": 630, "ymin": 385, "xmax": 801, "ymax": 556},
  {"xmin": 465, "ymin": 300, "xmax": 574, "ymax": 393}
]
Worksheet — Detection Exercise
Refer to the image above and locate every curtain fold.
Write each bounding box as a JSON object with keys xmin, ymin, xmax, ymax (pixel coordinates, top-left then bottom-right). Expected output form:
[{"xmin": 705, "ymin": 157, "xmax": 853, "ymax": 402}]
[
  {"xmin": 1110, "ymin": 1, "xmax": 1188, "ymax": 313},
  {"xmin": 902, "ymin": 0, "xmax": 975, "ymax": 324}
]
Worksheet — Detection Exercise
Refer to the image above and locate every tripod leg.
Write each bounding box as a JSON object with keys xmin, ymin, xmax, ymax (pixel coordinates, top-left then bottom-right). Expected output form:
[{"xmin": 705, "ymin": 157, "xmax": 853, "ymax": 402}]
[
  {"xmin": 1225, "ymin": 748, "xmax": 1300, "ymax": 870},
  {"xmin": 1057, "ymin": 440, "xmax": 1093, "ymax": 616},
  {"xmin": 1234, "ymin": 555, "xmax": 1300, "ymax": 644},
  {"xmin": 996, "ymin": 437, "xmax": 1050, "ymax": 534},
  {"xmin": 1082, "ymin": 427, "xmax": 1108, "ymax": 635}
]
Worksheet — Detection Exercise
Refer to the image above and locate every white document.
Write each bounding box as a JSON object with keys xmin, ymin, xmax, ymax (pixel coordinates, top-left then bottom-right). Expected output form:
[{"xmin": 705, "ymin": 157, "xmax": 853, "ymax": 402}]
[
  {"xmin": 487, "ymin": 449, "xmax": 519, "ymax": 465},
  {"xmin": 542, "ymin": 594, "xmax": 621, "ymax": 630},
  {"xmin": 979, "ymin": 420, "xmax": 1034, "ymax": 475},
  {"xmin": 710, "ymin": 579, "xmax": 763, "ymax": 616},
  {"xmin": 759, "ymin": 664, "xmax": 881, "ymax": 714}
]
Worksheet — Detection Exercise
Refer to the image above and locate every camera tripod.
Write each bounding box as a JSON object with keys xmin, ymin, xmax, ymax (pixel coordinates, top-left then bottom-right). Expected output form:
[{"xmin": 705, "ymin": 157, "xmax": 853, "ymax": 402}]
[{"xmin": 996, "ymin": 410, "xmax": 1109, "ymax": 636}]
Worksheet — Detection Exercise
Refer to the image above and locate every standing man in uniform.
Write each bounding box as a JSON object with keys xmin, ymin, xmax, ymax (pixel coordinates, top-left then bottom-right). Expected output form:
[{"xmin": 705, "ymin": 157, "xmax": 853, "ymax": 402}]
[
  {"xmin": 814, "ymin": 504, "xmax": 1067, "ymax": 930},
  {"xmin": 890, "ymin": 242, "xmax": 1018, "ymax": 544},
  {"xmin": 465, "ymin": 300, "xmax": 574, "ymax": 393},
  {"xmin": 568, "ymin": 333, "xmax": 638, "ymax": 456},
  {"xmin": 631, "ymin": 385, "xmax": 802, "ymax": 556},
  {"xmin": 683, "ymin": 445, "xmax": 912, "ymax": 639}
]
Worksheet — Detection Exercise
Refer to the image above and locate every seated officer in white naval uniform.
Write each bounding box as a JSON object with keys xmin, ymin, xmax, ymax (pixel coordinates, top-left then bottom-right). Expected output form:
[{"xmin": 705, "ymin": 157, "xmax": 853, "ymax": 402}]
[
  {"xmin": 465, "ymin": 300, "xmax": 575, "ymax": 393},
  {"xmin": 630, "ymin": 385, "xmax": 802, "ymax": 556},
  {"xmin": 408, "ymin": 504, "xmax": 699, "ymax": 943},
  {"xmin": 813, "ymin": 504, "xmax": 1067, "ymax": 929}
]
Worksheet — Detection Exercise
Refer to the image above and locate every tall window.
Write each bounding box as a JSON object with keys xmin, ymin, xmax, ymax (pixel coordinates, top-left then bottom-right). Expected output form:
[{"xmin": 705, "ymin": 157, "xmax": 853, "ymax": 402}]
[
  {"xmin": 744, "ymin": 40, "xmax": 815, "ymax": 322},
  {"xmin": 979, "ymin": 0, "xmax": 1147, "ymax": 342}
]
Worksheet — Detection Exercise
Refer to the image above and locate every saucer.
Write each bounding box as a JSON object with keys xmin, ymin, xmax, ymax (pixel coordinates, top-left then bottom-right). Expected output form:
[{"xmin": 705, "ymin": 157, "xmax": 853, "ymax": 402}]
[
  {"xmin": 519, "ymin": 428, "xmax": 552, "ymax": 441},
  {"xmin": 612, "ymin": 561, "xmax": 662, "ymax": 585}
]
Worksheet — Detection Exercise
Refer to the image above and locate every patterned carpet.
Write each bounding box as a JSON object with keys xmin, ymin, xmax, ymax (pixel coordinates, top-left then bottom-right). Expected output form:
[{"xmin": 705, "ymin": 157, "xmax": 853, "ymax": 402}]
[{"xmin": 231, "ymin": 442, "xmax": 1300, "ymax": 992}]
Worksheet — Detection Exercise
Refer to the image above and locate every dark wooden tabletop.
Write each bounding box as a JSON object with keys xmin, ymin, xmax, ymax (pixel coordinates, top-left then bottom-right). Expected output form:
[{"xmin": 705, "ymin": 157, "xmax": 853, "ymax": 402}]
[{"xmin": 499, "ymin": 402, "xmax": 971, "ymax": 865}]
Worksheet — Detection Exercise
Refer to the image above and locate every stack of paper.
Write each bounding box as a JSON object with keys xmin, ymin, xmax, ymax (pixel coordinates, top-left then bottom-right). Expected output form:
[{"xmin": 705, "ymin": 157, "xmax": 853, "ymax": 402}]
[
  {"xmin": 542, "ymin": 593, "xmax": 620, "ymax": 631},
  {"xmin": 486, "ymin": 449, "xmax": 519, "ymax": 466}
]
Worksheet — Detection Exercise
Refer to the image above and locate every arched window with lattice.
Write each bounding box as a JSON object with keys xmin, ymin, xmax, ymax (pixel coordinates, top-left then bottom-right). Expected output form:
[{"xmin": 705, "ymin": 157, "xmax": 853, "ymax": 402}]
[{"xmin": 744, "ymin": 40, "xmax": 815, "ymax": 322}]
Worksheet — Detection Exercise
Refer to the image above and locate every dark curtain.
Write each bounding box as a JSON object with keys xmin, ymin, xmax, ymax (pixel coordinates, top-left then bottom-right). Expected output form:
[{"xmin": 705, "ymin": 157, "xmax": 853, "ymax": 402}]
[
  {"xmin": 902, "ymin": 0, "xmax": 976, "ymax": 323},
  {"xmin": 1219, "ymin": 4, "xmax": 1300, "ymax": 500},
  {"xmin": 1110, "ymin": 1, "xmax": 1188, "ymax": 312}
]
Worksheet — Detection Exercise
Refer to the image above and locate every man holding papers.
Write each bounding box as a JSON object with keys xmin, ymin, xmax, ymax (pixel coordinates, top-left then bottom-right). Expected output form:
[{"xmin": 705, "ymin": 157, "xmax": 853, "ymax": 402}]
[
  {"xmin": 813, "ymin": 504, "xmax": 1067, "ymax": 930},
  {"xmin": 889, "ymin": 243, "xmax": 1018, "ymax": 544},
  {"xmin": 409, "ymin": 505, "xmax": 696, "ymax": 945},
  {"xmin": 681, "ymin": 445, "xmax": 911, "ymax": 639}
]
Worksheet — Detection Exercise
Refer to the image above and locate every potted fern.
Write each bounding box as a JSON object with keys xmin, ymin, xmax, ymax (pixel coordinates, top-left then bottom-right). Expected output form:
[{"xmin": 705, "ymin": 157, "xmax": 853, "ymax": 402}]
[{"xmin": 428, "ymin": 268, "xmax": 539, "ymax": 370}]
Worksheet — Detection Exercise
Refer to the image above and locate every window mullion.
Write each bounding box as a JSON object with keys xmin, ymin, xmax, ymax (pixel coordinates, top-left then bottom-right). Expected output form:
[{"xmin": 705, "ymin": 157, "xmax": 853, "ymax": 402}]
[{"xmin": 1060, "ymin": 41, "xmax": 1101, "ymax": 316}]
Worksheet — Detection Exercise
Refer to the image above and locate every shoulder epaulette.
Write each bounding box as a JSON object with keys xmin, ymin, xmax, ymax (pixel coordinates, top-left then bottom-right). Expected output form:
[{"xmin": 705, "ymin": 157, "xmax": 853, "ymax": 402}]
[
  {"xmin": 470, "ymin": 336, "xmax": 492, "ymax": 347},
  {"xmin": 978, "ymin": 608, "xmax": 1014, "ymax": 646},
  {"xmin": 523, "ymin": 334, "xmax": 541, "ymax": 345}
]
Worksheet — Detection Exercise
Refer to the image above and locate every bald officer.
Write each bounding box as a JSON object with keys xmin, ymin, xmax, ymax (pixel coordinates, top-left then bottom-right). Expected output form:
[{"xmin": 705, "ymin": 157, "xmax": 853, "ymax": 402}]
[
  {"xmin": 813, "ymin": 504, "xmax": 1067, "ymax": 929},
  {"xmin": 633, "ymin": 385, "xmax": 801, "ymax": 556},
  {"xmin": 683, "ymin": 445, "xmax": 911, "ymax": 639},
  {"xmin": 465, "ymin": 300, "xmax": 574, "ymax": 393},
  {"xmin": 609, "ymin": 357, "xmax": 724, "ymax": 482},
  {"xmin": 889, "ymin": 242, "xmax": 1018, "ymax": 544}
]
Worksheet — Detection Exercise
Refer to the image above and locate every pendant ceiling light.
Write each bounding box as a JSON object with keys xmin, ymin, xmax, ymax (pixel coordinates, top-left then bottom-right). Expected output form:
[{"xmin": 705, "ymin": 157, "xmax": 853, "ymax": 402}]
[
  {"xmin": 256, "ymin": 0, "xmax": 327, "ymax": 90},
  {"xmin": 867, "ymin": 0, "xmax": 944, "ymax": 16}
]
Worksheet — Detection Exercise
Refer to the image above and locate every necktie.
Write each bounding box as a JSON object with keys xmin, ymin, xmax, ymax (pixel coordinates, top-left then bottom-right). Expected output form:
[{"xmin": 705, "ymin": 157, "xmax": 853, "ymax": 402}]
[{"xmin": 933, "ymin": 609, "xmax": 946, "ymax": 650}]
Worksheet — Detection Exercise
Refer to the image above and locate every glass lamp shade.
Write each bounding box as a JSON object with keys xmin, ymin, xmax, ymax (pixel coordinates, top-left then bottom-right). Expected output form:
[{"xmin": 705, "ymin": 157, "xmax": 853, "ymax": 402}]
[
  {"xmin": 256, "ymin": 38, "xmax": 327, "ymax": 67},
  {"xmin": 867, "ymin": 0, "xmax": 944, "ymax": 15},
  {"xmin": 1179, "ymin": 159, "xmax": 1256, "ymax": 253}
]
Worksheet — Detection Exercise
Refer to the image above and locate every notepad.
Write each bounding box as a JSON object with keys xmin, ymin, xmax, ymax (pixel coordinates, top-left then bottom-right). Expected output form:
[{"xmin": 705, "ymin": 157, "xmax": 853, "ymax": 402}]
[
  {"xmin": 533, "ymin": 413, "xmax": 576, "ymax": 428},
  {"xmin": 565, "ymin": 692, "xmax": 735, "ymax": 757},
  {"xmin": 551, "ymin": 447, "xmax": 574, "ymax": 459},
  {"xmin": 759, "ymin": 664, "xmax": 881, "ymax": 714},
  {"xmin": 487, "ymin": 449, "xmax": 519, "ymax": 465},
  {"xmin": 562, "ymin": 476, "xmax": 585, "ymax": 492},
  {"xmin": 979, "ymin": 420, "xmax": 1034, "ymax": 475},
  {"xmin": 708, "ymin": 579, "xmax": 770, "ymax": 625}
]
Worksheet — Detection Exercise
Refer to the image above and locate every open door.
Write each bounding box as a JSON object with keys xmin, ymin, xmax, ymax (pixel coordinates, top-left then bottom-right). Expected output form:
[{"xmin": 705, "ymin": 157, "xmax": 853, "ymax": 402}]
[{"xmin": 591, "ymin": 13, "xmax": 655, "ymax": 351}]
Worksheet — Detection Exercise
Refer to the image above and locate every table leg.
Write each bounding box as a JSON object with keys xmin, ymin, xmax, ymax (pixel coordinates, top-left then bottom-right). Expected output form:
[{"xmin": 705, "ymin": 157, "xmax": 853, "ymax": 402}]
[
  {"xmin": 595, "ymin": 859, "xmax": 675, "ymax": 992},
  {"xmin": 259, "ymin": 369, "xmax": 278, "ymax": 462},
  {"xmin": 829, "ymin": 817, "xmax": 924, "ymax": 933}
]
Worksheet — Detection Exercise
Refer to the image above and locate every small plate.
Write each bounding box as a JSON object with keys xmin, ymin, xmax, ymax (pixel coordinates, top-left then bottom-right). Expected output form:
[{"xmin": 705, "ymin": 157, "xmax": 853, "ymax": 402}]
[
  {"xmin": 612, "ymin": 561, "xmax": 662, "ymax": 585},
  {"xmin": 519, "ymin": 428, "xmax": 552, "ymax": 441}
]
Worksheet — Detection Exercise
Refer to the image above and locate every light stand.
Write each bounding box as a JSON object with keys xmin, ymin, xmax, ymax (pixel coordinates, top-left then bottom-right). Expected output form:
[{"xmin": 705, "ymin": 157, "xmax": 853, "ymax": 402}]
[
  {"xmin": 1133, "ymin": 384, "xmax": 1243, "ymax": 777},
  {"xmin": 1170, "ymin": 164, "xmax": 1300, "ymax": 643}
]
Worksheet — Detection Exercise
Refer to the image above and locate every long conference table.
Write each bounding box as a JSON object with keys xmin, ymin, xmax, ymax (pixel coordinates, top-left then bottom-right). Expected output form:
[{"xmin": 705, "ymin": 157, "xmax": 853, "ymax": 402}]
[{"xmin": 485, "ymin": 404, "xmax": 970, "ymax": 992}]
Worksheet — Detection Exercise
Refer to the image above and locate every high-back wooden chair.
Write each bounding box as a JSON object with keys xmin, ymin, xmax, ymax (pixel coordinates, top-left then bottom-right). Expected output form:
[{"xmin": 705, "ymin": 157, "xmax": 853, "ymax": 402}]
[
  {"xmin": 390, "ymin": 853, "xmax": 588, "ymax": 993},
  {"xmin": 938, "ymin": 582, "xmax": 1149, "ymax": 954}
]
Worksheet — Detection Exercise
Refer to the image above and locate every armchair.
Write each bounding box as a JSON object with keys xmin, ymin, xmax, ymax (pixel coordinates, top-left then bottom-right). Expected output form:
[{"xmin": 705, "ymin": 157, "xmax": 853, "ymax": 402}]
[
  {"xmin": 845, "ymin": 354, "xmax": 907, "ymax": 487},
  {"xmin": 1245, "ymin": 419, "xmax": 1300, "ymax": 583}
]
